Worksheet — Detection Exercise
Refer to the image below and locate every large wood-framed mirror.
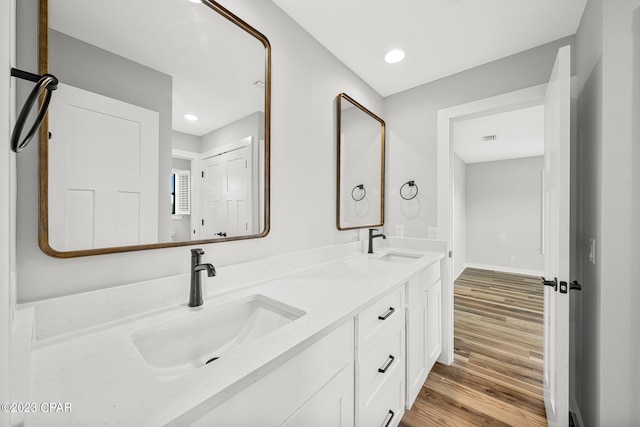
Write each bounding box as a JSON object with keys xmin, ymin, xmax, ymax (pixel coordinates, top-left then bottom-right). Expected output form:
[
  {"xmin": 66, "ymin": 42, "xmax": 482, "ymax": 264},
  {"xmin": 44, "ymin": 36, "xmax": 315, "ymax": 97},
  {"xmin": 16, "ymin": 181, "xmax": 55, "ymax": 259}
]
[
  {"xmin": 336, "ymin": 93, "xmax": 385, "ymax": 230},
  {"xmin": 38, "ymin": 0, "xmax": 271, "ymax": 257}
]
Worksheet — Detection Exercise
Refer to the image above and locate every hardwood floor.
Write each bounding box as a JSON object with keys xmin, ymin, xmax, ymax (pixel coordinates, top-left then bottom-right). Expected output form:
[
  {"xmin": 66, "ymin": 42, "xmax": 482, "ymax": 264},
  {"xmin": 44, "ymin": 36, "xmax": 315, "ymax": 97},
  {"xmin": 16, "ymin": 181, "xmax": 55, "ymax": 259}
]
[{"xmin": 400, "ymin": 268, "xmax": 547, "ymax": 427}]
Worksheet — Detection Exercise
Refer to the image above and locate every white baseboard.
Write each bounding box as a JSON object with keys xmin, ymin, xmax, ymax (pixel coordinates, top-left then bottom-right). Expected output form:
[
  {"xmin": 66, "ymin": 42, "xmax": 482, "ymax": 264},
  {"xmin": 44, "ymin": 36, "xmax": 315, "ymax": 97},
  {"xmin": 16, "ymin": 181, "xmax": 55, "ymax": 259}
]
[
  {"xmin": 464, "ymin": 262, "xmax": 543, "ymax": 278},
  {"xmin": 453, "ymin": 265, "xmax": 466, "ymax": 281}
]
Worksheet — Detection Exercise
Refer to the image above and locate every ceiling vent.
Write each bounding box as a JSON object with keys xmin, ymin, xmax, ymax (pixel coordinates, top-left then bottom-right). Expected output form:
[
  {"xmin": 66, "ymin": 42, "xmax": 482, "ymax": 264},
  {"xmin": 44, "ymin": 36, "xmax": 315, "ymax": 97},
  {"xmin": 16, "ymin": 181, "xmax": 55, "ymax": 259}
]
[{"xmin": 482, "ymin": 134, "xmax": 497, "ymax": 142}]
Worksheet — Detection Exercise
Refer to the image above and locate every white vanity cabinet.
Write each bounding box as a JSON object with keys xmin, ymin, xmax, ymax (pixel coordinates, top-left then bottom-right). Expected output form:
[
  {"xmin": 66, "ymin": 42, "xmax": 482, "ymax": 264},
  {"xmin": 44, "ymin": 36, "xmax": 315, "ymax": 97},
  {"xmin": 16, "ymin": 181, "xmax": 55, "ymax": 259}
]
[
  {"xmin": 187, "ymin": 319, "xmax": 355, "ymax": 427},
  {"xmin": 355, "ymin": 286, "xmax": 406, "ymax": 427},
  {"xmin": 405, "ymin": 262, "xmax": 442, "ymax": 409}
]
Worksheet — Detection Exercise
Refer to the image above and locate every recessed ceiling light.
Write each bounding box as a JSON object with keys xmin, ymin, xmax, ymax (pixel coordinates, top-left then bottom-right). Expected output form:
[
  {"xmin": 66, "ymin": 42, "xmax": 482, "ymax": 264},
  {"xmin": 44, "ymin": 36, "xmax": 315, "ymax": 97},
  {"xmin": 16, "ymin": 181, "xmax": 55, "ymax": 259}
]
[
  {"xmin": 184, "ymin": 114, "xmax": 199, "ymax": 121},
  {"xmin": 385, "ymin": 48, "xmax": 406, "ymax": 64}
]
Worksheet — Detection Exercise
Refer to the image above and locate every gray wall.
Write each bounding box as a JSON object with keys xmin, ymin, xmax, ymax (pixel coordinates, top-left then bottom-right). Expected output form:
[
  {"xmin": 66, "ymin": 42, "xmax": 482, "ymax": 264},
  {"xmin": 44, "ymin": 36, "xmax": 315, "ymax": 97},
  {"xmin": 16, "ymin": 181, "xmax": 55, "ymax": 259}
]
[
  {"xmin": 48, "ymin": 29, "xmax": 173, "ymax": 242},
  {"xmin": 384, "ymin": 36, "xmax": 576, "ymax": 239},
  {"xmin": 465, "ymin": 156, "xmax": 544, "ymax": 274},
  {"xmin": 172, "ymin": 131, "xmax": 201, "ymax": 153},
  {"xmin": 201, "ymin": 111, "xmax": 264, "ymax": 153},
  {"xmin": 14, "ymin": 0, "xmax": 383, "ymax": 302},
  {"xmin": 575, "ymin": 0, "xmax": 640, "ymax": 425}
]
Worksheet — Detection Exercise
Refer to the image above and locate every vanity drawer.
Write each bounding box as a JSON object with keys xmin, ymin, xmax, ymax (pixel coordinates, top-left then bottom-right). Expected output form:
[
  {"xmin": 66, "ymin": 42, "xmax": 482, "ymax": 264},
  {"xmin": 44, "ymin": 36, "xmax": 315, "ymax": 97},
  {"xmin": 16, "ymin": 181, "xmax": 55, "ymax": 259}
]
[
  {"xmin": 358, "ymin": 287, "xmax": 404, "ymax": 353},
  {"xmin": 358, "ymin": 314, "xmax": 404, "ymax": 406},
  {"xmin": 362, "ymin": 366, "xmax": 405, "ymax": 427}
]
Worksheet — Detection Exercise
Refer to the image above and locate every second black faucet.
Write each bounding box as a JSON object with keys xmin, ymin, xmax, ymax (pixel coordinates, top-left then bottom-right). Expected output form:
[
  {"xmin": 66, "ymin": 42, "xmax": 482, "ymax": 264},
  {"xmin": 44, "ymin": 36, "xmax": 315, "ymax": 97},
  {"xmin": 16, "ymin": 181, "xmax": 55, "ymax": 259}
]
[{"xmin": 368, "ymin": 228, "xmax": 386, "ymax": 254}]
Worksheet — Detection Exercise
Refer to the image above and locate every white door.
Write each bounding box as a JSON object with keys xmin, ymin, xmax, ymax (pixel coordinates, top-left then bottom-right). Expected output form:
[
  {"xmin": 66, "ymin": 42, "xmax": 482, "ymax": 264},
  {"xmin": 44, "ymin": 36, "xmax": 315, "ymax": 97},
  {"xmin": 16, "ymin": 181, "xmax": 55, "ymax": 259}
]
[
  {"xmin": 201, "ymin": 144, "xmax": 252, "ymax": 238},
  {"xmin": 542, "ymin": 45, "xmax": 571, "ymax": 427},
  {"xmin": 48, "ymin": 83, "xmax": 159, "ymax": 251}
]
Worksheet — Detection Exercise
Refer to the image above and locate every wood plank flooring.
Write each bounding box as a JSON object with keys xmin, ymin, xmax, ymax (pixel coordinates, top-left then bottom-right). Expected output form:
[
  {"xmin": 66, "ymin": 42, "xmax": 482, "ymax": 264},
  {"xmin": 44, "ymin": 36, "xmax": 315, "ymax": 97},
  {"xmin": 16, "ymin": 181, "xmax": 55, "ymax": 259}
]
[{"xmin": 400, "ymin": 268, "xmax": 547, "ymax": 427}]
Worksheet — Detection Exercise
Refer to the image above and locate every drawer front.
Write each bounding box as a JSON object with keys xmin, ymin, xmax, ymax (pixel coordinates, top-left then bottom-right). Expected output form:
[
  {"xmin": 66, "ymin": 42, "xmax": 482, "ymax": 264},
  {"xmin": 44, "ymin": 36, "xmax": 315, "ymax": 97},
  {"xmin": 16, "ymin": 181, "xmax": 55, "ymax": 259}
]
[
  {"xmin": 358, "ymin": 287, "xmax": 404, "ymax": 353},
  {"xmin": 359, "ymin": 315, "xmax": 404, "ymax": 405},
  {"xmin": 362, "ymin": 367, "xmax": 405, "ymax": 427}
]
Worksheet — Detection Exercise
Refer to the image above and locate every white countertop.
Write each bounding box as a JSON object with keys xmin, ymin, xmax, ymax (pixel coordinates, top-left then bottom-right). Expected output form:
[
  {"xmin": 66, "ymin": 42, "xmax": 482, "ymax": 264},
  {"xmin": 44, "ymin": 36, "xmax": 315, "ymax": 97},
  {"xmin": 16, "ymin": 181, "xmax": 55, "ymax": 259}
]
[{"xmin": 26, "ymin": 247, "xmax": 443, "ymax": 426}]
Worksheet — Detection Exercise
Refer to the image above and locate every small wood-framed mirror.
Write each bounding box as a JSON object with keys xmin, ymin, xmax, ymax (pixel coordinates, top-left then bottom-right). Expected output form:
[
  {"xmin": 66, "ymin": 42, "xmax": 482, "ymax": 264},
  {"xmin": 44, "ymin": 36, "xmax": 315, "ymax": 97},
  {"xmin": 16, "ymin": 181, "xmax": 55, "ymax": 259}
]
[
  {"xmin": 38, "ymin": 0, "xmax": 271, "ymax": 257},
  {"xmin": 336, "ymin": 93, "xmax": 385, "ymax": 230}
]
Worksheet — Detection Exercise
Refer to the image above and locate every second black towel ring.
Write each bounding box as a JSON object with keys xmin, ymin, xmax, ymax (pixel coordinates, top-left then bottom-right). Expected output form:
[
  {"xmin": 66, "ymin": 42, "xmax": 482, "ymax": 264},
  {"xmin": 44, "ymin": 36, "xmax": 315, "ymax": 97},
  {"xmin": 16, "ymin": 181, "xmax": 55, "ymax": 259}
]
[
  {"xmin": 10, "ymin": 68, "xmax": 59, "ymax": 153},
  {"xmin": 400, "ymin": 180, "xmax": 419, "ymax": 200},
  {"xmin": 351, "ymin": 184, "xmax": 366, "ymax": 201}
]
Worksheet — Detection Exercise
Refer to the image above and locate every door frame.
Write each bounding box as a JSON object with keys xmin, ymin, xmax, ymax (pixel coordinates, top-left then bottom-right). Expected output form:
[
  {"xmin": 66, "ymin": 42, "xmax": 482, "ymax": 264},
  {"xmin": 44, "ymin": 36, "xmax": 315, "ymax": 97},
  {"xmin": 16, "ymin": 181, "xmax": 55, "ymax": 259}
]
[{"xmin": 436, "ymin": 83, "xmax": 548, "ymax": 365}]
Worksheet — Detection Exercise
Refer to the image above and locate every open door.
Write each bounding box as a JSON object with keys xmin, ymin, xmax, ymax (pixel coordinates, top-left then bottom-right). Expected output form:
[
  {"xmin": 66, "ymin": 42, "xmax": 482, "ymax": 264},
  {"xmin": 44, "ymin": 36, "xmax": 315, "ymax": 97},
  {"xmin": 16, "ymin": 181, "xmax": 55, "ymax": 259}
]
[{"xmin": 542, "ymin": 45, "xmax": 571, "ymax": 427}]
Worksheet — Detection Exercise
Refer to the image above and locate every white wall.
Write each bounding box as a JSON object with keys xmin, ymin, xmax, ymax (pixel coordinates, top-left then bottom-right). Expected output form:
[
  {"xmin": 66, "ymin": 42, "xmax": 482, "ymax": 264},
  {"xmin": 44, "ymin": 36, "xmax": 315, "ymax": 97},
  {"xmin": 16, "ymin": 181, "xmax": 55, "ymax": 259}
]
[
  {"xmin": 575, "ymin": 0, "xmax": 640, "ymax": 424},
  {"xmin": 1, "ymin": 0, "xmax": 15, "ymax": 422},
  {"xmin": 465, "ymin": 156, "xmax": 544, "ymax": 275},
  {"xmin": 384, "ymin": 36, "xmax": 575, "ymax": 240},
  {"xmin": 452, "ymin": 153, "xmax": 466, "ymax": 278},
  {"xmin": 14, "ymin": 0, "xmax": 383, "ymax": 302}
]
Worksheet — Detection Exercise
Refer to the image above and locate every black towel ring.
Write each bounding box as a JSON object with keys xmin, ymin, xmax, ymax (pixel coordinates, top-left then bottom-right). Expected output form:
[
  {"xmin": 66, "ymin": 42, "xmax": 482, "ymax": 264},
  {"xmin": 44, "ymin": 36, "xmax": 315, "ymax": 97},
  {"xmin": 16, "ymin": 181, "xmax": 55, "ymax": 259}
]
[
  {"xmin": 400, "ymin": 180, "xmax": 419, "ymax": 200},
  {"xmin": 10, "ymin": 68, "xmax": 59, "ymax": 153},
  {"xmin": 351, "ymin": 184, "xmax": 366, "ymax": 201}
]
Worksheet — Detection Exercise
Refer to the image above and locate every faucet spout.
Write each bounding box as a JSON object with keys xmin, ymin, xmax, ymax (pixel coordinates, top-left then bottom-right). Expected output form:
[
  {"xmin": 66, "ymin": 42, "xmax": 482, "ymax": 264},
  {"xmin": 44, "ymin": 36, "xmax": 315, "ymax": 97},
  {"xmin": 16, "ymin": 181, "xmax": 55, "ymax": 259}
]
[
  {"xmin": 189, "ymin": 248, "xmax": 216, "ymax": 307},
  {"xmin": 368, "ymin": 228, "xmax": 386, "ymax": 254},
  {"xmin": 194, "ymin": 263, "xmax": 216, "ymax": 277}
]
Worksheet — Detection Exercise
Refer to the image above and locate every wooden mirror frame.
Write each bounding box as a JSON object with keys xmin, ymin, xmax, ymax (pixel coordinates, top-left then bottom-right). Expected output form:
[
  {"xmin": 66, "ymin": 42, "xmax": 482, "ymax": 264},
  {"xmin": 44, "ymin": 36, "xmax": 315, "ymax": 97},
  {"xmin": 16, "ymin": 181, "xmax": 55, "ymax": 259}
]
[
  {"xmin": 336, "ymin": 93, "xmax": 385, "ymax": 231},
  {"xmin": 37, "ymin": 0, "xmax": 271, "ymax": 258}
]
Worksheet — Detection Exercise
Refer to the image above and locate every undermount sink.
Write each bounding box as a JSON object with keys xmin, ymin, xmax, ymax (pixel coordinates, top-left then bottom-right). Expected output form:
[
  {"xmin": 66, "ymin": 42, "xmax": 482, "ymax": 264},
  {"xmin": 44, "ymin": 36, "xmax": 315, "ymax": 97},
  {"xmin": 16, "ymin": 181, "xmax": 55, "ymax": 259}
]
[
  {"xmin": 131, "ymin": 294, "xmax": 305, "ymax": 379},
  {"xmin": 374, "ymin": 252, "xmax": 423, "ymax": 264}
]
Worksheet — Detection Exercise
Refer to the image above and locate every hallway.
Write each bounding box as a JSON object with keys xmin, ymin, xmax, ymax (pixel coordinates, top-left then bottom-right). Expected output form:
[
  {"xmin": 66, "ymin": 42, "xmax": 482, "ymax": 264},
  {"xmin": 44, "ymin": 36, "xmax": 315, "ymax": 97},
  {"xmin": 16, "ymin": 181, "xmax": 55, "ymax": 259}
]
[{"xmin": 401, "ymin": 268, "xmax": 547, "ymax": 426}]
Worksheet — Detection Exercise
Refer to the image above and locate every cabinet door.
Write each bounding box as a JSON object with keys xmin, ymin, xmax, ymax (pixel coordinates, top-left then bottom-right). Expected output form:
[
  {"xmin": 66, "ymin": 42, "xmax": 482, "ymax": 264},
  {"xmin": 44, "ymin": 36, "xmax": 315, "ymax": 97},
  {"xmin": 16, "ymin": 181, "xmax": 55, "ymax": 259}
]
[
  {"xmin": 405, "ymin": 293, "xmax": 428, "ymax": 409},
  {"xmin": 426, "ymin": 280, "xmax": 442, "ymax": 369},
  {"xmin": 281, "ymin": 362, "xmax": 354, "ymax": 427},
  {"xmin": 186, "ymin": 320, "xmax": 354, "ymax": 426}
]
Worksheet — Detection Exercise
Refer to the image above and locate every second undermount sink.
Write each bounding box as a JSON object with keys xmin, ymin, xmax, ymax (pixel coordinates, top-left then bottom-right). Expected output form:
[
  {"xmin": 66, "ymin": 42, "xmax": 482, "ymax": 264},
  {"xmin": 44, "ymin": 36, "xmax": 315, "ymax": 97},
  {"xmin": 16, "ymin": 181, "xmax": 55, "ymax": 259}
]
[
  {"xmin": 374, "ymin": 251, "xmax": 423, "ymax": 264},
  {"xmin": 131, "ymin": 294, "xmax": 305, "ymax": 379}
]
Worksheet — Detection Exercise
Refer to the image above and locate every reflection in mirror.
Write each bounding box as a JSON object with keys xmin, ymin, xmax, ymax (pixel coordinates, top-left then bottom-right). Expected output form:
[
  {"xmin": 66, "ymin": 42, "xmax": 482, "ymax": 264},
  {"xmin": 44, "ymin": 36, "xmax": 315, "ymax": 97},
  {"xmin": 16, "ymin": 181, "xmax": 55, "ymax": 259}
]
[
  {"xmin": 39, "ymin": 0, "xmax": 270, "ymax": 257},
  {"xmin": 336, "ymin": 93, "xmax": 385, "ymax": 230}
]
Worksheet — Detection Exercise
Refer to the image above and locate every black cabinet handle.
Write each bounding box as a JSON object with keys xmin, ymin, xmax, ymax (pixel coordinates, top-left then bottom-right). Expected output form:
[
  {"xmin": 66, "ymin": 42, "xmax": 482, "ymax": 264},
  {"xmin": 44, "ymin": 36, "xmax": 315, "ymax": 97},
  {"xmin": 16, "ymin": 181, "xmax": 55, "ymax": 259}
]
[
  {"xmin": 383, "ymin": 410, "xmax": 395, "ymax": 427},
  {"xmin": 378, "ymin": 307, "xmax": 395, "ymax": 320},
  {"xmin": 378, "ymin": 355, "xmax": 395, "ymax": 373},
  {"xmin": 570, "ymin": 280, "xmax": 582, "ymax": 291}
]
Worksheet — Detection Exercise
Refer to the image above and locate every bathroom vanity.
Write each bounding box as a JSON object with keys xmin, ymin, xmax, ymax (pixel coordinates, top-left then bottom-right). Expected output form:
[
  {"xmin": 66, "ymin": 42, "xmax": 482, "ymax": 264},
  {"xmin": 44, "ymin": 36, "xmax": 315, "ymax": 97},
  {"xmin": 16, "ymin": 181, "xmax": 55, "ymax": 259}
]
[{"xmin": 18, "ymin": 241, "xmax": 443, "ymax": 426}]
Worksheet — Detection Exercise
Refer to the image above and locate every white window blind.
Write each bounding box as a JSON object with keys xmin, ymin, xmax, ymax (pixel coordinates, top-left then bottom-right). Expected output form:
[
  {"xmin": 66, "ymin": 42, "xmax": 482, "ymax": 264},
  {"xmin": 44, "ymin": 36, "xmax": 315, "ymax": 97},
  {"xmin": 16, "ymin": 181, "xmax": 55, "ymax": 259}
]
[{"xmin": 173, "ymin": 169, "xmax": 191, "ymax": 215}]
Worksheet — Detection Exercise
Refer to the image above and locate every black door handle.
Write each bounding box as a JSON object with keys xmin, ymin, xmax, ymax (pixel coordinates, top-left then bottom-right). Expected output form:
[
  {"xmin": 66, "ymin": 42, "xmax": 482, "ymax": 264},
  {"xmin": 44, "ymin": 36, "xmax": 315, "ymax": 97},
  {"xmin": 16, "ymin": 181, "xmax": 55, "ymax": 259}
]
[{"xmin": 541, "ymin": 277, "xmax": 557, "ymax": 291}]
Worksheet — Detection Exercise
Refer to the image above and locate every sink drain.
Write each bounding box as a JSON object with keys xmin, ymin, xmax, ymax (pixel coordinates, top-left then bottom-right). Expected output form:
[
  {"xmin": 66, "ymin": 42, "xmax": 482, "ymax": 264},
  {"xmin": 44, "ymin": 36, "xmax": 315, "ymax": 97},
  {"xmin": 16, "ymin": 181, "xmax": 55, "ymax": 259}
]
[{"xmin": 205, "ymin": 356, "xmax": 219, "ymax": 365}]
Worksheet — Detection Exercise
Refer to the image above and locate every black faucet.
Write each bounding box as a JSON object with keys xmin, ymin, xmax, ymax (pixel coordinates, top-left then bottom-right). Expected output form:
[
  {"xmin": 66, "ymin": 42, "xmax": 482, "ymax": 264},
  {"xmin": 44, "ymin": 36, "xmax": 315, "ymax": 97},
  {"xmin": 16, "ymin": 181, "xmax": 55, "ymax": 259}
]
[
  {"xmin": 368, "ymin": 228, "xmax": 386, "ymax": 254},
  {"xmin": 189, "ymin": 248, "xmax": 216, "ymax": 307}
]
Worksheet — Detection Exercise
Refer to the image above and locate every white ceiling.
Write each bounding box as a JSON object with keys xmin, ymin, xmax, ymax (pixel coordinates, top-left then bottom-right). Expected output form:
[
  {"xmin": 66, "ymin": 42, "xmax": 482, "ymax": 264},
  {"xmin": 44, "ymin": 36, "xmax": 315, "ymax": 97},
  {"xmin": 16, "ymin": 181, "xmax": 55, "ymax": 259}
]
[
  {"xmin": 49, "ymin": 0, "xmax": 265, "ymax": 136},
  {"xmin": 272, "ymin": 0, "xmax": 586, "ymax": 97},
  {"xmin": 453, "ymin": 105, "xmax": 544, "ymax": 164}
]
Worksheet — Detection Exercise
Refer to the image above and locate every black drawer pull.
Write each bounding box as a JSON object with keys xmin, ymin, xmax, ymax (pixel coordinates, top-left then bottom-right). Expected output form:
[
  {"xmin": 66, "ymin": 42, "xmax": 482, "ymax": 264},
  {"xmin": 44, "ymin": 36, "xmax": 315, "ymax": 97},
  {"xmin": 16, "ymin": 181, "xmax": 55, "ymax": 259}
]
[
  {"xmin": 378, "ymin": 307, "xmax": 395, "ymax": 320},
  {"xmin": 378, "ymin": 355, "xmax": 395, "ymax": 373},
  {"xmin": 383, "ymin": 409, "xmax": 395, "ymax": 427}
]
